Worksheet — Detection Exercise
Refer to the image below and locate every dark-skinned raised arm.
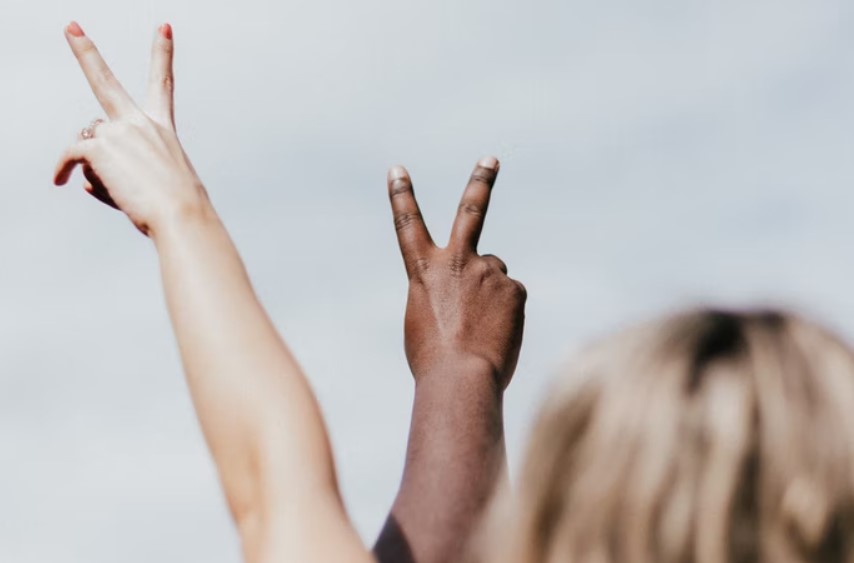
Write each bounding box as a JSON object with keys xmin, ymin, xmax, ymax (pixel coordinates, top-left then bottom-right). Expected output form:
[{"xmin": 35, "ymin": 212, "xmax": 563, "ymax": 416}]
[{"xmin": 374, "ymin": 158, "xmax": 527, "ymax": 563}]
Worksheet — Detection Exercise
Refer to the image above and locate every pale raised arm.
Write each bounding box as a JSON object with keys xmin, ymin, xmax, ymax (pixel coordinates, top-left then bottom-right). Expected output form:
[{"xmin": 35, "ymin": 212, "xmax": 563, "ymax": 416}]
[{"xmin": 54, "ymin": 22, "xmax": 372, "ymax": 563}]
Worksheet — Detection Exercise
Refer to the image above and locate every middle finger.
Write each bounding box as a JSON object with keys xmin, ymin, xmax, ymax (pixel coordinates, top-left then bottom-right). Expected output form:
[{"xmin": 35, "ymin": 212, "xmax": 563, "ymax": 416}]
[{"xmin": 448, "ymin": 157, "xmax": 500, "ymax": 253}]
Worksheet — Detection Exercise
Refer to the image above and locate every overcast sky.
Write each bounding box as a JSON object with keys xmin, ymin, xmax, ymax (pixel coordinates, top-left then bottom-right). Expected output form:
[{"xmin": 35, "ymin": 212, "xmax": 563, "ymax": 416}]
[{"xmin": 1, "ymin": 1, "xmax": 853, "ymax": 561}]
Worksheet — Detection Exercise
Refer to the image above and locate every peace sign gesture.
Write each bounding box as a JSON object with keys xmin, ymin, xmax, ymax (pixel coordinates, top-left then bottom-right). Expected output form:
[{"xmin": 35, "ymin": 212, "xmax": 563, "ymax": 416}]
[
  {"xmin": 388, "ymin": 157, "xmax": 526, "ymax": 389},
  {"xmin": 54, "ymin": 22, "xmax": 210, "ymax": 237}
]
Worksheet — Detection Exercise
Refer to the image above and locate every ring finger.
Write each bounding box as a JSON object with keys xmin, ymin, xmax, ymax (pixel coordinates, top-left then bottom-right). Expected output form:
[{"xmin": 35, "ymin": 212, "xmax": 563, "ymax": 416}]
[{"xmin": 77, "ymin": 118, "xmax": 106, "ymax": 141}]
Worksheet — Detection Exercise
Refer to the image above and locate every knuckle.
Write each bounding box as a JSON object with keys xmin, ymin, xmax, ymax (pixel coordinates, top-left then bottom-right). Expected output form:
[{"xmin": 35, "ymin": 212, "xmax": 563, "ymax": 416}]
[
  {"xmin": 95, "ymin": 66, "xmax": 117, "ymax": 87},
  {"xmin": 389, "ymin": 179, "xmax": 413, "ymax": 197},
  {"xmin": 448, "ymin": 253, "xmax": 468, "ymax": 276},
  {"xmin": 412, "ymin": 258, "xmax": 431, "ymax": 277},
  {"xmin": 470, "ymin": 171, "xmax": 494, "ymax": 185},
  {"xmin": 112, "ymin": 120, "xmax": 132, "ymax": 134},
  {"xmin": 128, "ymin": 112, "xmax": 152, "ymax": 129},
  {"xmin": 458, "ymin": 201, "xmax": 484, "ymax": 218},
  {"xmin": 394, "ymin": 211, "xmax": 423, "ymax": 232},
  {"xmin": 482, "ymin": 254, "xmax": 507, "ymax": 273},
  {"xmin": 469, "ymin": 172, "xmax": 495, "ymax": 189},
  {"xmin": 477, "ymin": 259, "xmax": 494, "ymax": 277},
  {"xmin": 75, "ymin": 40, "xmax": 98, "ymax": 57},
  {"xmin": 159, "ymin": 74, "xmax": 174, "ymax": 92},
  {"xmin": 95, "ymin": 121, "xmax": 115, "ymax": 136}
]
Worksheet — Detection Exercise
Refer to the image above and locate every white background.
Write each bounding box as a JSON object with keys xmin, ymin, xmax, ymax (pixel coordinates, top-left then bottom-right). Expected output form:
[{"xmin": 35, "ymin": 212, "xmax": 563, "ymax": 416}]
[{"xmin": 0, "ymin": 1, "xmax": 852, "ymax": 561}]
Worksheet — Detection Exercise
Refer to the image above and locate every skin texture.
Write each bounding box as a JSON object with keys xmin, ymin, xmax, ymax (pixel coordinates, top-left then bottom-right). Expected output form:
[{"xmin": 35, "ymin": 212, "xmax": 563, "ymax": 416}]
[
  {"xmin": 374, "ymin": 162, "xmax": 527, "ymax": 563},
  {"xmin": 54, "ymin": 23, "xmax": 372, "ymax": 563}
]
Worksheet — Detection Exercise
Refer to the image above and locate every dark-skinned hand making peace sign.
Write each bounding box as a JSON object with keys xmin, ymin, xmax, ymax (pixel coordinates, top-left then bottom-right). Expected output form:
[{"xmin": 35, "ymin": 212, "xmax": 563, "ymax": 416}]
[
  {"xmin": 389, "ymin": 158, "xmax": 527, "ymax": 390},
  {"xmin": 375, "ymin": 158, "xmax": 526, "ymax": 563}
]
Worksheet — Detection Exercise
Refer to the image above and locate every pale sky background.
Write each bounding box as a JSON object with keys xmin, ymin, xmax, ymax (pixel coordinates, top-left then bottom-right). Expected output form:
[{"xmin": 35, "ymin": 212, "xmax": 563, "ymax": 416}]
[{"xmin": 0, "ymin": 0, "xmax": 852, "ymax": 561}]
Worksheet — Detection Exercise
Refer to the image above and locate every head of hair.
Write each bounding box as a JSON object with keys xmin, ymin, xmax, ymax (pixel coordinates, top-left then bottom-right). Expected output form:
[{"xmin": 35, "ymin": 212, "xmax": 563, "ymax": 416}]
[{"xmin": 479, "ymin": 308, "xmax": 854, "ymax": 563}]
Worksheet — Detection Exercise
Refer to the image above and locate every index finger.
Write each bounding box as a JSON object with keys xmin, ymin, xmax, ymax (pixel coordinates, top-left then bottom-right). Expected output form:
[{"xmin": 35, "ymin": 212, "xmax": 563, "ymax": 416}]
[
  {"xmin": 448, "ymin": 157, "xmax": 500, "ymax": 253},
  {"xmin": 65, "ymin": 22, "xmax": 138, "ymax": 119},
  {"xmin": 388, "ymin": 166, "xmax": 435, "ymax": 278}
]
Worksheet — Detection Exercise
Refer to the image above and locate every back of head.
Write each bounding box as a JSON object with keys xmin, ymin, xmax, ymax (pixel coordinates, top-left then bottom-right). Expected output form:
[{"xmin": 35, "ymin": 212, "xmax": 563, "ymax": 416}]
[{"xmin": 484, "ymin": 309, "xmax": 854, "ymax": 563}]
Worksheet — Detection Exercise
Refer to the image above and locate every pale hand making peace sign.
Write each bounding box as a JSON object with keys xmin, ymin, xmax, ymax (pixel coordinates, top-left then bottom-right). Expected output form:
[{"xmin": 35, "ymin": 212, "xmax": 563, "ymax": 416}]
[
  {"xmin": 388, "ymin": 158, "xmax": 527, "ymax": 391},
  {"xmin": 54, "ymin": 22, "xmax": 210, "ymax": 237}
]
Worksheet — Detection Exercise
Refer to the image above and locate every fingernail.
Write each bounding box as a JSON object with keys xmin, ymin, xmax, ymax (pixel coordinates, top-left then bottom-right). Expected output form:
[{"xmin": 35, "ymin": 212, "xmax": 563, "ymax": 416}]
[
  {"xmin": 478, "ymin": 156, "xmax": 500, "ymax": 171},
  {"xmin": 67, "ymin": 21, "xmax": 85, "ymax": 37},
  {"xmin": 159, "ymin": 23, "xmax": 173, "ymax": 40},
  {"xmin": 388, "ymin": 166, "xmax": 409, "ymax": 182}
]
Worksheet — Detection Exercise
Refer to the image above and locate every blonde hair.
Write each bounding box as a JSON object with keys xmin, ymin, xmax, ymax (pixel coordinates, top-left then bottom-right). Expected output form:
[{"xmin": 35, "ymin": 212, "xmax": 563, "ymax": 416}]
[{"xmin": 480, "ymin": 309, "xmax": 854, "ymax": 563}]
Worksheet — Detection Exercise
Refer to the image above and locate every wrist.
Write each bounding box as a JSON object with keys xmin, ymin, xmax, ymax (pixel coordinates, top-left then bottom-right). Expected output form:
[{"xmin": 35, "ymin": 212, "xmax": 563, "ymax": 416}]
[
  {"xmin": 413, "ymin": 353, "xmax": 503, "ymax": 398},
  {"xmin": 408, "ymin": 354, "xmax": 506, "ymax": 464},
  {"xmin": 148, "ymin": 188, "xmax": 218, "ymax": 245}
]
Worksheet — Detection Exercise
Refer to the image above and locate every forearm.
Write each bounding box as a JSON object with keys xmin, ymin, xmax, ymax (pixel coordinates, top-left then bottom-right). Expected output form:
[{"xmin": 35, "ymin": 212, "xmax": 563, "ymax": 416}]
[
  {"xmin": 150, "ymin": 205, "xmax": 340, "ymax": 533},
  {"xmin": 375, "ymin": 358, "xmax": 507, "ymax": 563},
  {"xmin": 57, "ymin": 23, "xmax": 369, "ymax": 562}
]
